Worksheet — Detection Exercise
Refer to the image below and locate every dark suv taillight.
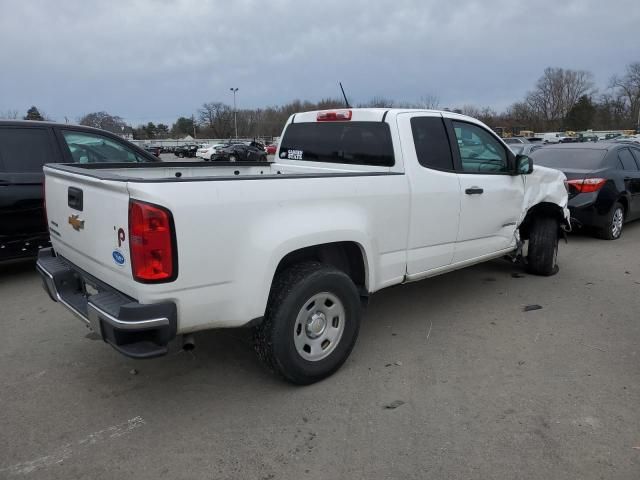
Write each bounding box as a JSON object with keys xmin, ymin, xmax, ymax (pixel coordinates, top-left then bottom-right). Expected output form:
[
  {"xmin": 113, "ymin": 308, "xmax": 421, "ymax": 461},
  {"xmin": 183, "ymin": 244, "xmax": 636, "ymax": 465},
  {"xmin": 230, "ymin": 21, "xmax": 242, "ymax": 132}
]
[{"xmin": 128, "ymin": 200, "xmax": 177, "ymax": 283}]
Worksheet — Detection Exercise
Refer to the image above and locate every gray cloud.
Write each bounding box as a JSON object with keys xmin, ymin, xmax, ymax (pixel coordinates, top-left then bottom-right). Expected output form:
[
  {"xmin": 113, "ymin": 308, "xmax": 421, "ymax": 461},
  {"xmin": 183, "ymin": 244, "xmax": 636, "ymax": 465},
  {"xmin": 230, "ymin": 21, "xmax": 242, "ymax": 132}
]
[{"xmin": 1, "ymin": 0, "xmax": 638, "ymax": 124}]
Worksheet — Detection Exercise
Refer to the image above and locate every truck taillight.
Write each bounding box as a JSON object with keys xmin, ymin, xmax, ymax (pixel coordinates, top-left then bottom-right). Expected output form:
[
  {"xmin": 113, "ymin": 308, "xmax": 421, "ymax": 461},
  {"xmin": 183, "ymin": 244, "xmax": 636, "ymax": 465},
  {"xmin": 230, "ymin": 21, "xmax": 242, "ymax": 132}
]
[
  {"xmin": 129, "ymin": 200, "xmax": 177, "ymax": 283},
  {"xmin": 317, "ymin": 110, "xmax": 352, "ymax": 121},
  {"xmin": 566, "ymin": 178, "xmax": 607, "ymax": 193}
]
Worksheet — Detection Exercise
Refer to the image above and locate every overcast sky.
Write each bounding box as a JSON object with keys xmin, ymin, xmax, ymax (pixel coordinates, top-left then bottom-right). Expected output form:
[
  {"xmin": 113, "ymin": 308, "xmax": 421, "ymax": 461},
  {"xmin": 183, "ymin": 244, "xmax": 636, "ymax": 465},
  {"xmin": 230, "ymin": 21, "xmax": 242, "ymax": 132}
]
[{"xmin": 1, "ymin": 0, "xmax": 638, "ymax": 125}]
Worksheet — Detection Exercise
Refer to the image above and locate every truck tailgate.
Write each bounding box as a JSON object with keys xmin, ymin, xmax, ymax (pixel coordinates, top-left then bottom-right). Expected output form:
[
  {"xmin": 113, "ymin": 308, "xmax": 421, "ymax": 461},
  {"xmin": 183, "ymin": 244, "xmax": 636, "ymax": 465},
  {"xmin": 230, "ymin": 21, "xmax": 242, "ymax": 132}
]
[{"xmin": 44, "ymin": 166, "xmax": 136, "ymax": 297}]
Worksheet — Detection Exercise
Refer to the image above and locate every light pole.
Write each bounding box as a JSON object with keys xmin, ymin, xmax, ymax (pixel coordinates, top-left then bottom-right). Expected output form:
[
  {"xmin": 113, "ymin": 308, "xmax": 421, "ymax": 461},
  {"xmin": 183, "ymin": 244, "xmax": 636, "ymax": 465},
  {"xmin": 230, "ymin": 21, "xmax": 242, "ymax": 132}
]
[{"xmin": 230, "ymin": 87, "xmax": 238, "ymax": 138}]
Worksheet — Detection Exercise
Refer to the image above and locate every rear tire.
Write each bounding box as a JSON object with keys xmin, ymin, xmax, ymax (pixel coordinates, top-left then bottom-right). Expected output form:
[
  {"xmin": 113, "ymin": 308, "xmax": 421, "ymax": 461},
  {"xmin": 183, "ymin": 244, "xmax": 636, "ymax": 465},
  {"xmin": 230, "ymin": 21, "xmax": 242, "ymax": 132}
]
[
  {"xmin": 178, "ymin": 152, "xmax": 184, "ymax": 158},
  {"xmin": 229, "ymin": 155, "xmax": 237, "ymax": 162},
  {"xmin": 596, "ymin": 202, "xmax": 624, "ymax": 240},
  {"xmin": 253, "ymin": 262, "xmax": 361, "ymax": 385},
  {"xmin": 527, "ymin": 217, "xmax": 559, "ymax": 276}
]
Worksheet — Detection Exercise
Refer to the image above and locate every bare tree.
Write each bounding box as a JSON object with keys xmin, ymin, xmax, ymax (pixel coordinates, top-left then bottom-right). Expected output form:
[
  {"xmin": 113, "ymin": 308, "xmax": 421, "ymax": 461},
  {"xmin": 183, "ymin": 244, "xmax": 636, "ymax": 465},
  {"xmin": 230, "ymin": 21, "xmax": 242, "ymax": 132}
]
[
  {"xmin": 198, "ymin": 102, "xmax": 234, "ymax": 138},
  {"xmin": 79, "ymin": 111, "xmax": 128, "ymax": 134},
  {"xmin": 610, "ymin": 62, "xmax": 640, "ymax": 129},
  {"xmin": 1, "ymin": 109, "xmax": 19, "ymax": 119},
  {"xmin": 526, "ymin": 67, "xmax": 595, "ymax": 129},
  {"xmin": 359, "ymin": 96, "xmax": 395, "ymax": 108},
  {"xmin": 418, "ymin": 94, "xmax": 440, "ymax": 109}
]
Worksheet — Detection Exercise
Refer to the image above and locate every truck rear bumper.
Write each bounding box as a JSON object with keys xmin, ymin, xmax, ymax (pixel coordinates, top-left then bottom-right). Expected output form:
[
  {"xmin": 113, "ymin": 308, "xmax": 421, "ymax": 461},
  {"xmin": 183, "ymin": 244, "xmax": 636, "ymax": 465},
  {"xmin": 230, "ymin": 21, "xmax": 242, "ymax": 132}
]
[{"xmin": 36, "ymin": 248, "xmax": 177, "ymax": 359}]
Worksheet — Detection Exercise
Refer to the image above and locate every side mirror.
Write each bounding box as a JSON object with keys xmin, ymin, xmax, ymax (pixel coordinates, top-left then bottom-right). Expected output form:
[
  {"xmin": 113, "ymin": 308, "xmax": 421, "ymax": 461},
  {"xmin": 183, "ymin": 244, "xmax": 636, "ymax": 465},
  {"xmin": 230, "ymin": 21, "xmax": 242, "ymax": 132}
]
[{"xmin": 515, "ymin": 154, "xmax": 533, "ymax": 175}]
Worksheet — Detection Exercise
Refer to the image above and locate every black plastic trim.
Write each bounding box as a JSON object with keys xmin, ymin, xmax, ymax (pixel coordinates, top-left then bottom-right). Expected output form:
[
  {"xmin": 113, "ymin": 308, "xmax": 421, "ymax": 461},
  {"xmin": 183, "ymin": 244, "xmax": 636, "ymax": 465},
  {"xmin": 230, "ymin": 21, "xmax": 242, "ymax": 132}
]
[{"xmin": 36, "ymin": 248, "xmax": 177, "ymax": 359}]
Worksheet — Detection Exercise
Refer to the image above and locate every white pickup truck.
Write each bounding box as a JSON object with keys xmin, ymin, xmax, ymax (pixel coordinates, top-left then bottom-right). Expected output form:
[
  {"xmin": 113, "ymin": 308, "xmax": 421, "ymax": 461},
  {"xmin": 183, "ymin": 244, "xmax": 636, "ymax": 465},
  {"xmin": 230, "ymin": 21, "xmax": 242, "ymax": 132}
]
[{"xmin": 37, "ymin": 108, "xmax": 569, "ymax": 384}]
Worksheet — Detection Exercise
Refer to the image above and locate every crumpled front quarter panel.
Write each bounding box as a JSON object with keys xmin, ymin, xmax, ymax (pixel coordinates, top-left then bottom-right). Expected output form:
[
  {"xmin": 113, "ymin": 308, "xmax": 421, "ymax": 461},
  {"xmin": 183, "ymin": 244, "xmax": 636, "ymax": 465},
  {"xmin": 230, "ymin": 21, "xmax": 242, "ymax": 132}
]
[{"xmin": 521, "ymin": 165, "xmax": 570, "ymax": 224}]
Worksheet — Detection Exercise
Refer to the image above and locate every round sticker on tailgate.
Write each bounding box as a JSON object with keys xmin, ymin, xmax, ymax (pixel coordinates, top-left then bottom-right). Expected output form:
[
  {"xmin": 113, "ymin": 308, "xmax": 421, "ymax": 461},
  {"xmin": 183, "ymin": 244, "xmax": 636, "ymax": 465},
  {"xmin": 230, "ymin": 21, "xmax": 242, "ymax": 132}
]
[{"xmin": 112, "ymin": 249, "xmax": 126, "ymax": 266}]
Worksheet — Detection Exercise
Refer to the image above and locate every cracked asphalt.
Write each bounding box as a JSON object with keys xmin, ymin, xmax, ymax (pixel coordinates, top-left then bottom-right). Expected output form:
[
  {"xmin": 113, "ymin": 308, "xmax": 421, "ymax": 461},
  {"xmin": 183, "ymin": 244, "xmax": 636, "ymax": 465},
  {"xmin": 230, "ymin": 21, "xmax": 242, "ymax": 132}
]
[{"xmin": 1, "ymin": 223, "xmax": 639, "ymax": 479}]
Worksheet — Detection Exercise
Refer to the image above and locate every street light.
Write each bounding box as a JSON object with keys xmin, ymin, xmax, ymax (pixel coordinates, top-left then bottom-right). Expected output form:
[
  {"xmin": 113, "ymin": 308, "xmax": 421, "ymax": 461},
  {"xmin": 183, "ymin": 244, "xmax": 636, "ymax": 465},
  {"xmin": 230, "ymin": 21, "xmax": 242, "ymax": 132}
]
[{"xmin": 230, "ymin": 87, "xmax": 239, "ymax": 139}]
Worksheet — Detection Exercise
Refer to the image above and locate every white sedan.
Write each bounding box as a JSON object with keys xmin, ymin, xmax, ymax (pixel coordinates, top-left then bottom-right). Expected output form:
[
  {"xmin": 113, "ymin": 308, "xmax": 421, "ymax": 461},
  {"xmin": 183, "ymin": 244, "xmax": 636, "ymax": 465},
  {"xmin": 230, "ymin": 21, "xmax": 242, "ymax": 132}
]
[{"xmin": 196, "ymin": 143, "xmax": 226, "ymax": 160}]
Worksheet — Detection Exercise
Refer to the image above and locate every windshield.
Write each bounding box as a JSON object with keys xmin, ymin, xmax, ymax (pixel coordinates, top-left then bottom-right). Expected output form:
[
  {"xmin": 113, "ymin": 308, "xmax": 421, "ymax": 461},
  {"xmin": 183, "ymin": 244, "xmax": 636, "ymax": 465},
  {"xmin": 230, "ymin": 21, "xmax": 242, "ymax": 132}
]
[
  {"xmin": 279, "ymin": 121, "xmax": 394, "ymax": 166},
  {"xmin": 531, "ymin": 148, "xmax": 607, "ymax": 169}
]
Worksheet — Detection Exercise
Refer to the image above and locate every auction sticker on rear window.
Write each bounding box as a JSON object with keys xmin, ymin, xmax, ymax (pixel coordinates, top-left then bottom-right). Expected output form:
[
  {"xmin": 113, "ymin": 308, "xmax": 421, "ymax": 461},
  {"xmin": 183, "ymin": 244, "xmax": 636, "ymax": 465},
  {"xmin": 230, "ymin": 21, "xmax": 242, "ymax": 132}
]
[{"xmin": 283, "ymin": 149, "xmax": 303, "ymax": 160}]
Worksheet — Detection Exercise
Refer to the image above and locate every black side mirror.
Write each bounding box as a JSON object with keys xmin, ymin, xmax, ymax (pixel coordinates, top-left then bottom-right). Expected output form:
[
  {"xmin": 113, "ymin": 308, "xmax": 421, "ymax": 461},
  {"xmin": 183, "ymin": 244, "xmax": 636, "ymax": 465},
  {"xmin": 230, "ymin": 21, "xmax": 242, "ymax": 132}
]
[{"xmin": 515, "ymin": 154, "xmax": 533, "ymax": 175}]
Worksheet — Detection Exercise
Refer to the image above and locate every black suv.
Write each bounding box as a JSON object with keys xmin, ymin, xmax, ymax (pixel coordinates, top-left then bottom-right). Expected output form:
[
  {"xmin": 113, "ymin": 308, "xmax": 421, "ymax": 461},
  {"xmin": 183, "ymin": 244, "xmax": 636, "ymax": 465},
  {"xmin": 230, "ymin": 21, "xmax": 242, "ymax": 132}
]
[{"xmin": 0, "ymin": 120, "xmax": 159, "ymax": 261}]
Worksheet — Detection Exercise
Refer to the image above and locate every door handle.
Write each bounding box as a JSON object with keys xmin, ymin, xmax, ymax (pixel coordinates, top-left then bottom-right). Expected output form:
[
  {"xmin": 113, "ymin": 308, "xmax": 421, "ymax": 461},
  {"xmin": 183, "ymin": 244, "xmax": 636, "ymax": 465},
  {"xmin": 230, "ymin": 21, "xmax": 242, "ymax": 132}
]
[{"xmin": 465, "ymin": 187, "xmax": 484, "ymax": 195}]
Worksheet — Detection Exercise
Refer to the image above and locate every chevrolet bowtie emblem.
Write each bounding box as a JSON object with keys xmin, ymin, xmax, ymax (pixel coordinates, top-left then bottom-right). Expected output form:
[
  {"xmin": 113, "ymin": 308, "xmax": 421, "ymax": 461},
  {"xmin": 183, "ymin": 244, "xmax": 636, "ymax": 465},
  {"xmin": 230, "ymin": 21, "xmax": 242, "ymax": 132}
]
[{"xmin": 68, "ymin": 214, "xmax": 85, "ymax": 231}]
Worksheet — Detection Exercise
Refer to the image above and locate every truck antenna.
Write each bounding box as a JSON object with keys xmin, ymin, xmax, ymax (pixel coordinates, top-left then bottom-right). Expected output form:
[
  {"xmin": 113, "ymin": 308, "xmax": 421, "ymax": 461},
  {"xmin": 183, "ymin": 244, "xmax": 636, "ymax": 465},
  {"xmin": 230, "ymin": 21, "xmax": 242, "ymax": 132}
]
[{"xmin": 339, "ymin": 82, "xmax": 351, "ymax": 108}]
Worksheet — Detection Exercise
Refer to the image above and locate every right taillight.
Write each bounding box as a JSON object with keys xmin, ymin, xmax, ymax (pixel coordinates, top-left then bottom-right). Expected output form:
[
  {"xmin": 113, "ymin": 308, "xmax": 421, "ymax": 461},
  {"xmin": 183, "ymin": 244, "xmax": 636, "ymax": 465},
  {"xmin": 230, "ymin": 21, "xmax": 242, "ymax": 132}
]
[
  {"xmin": 129, "ymin": 200, "xmax": 177, "ymax": 283},
  {"xmin": 566, "ymin": 178, "xmax": 607, "ymax": 193}
]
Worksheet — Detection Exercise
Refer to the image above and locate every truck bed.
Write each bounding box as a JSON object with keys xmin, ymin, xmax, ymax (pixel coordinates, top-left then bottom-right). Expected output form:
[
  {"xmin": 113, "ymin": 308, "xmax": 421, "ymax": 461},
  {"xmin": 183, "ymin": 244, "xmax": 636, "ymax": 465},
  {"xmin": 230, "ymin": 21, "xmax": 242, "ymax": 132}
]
[{"xmin": 45, "ymin": 160, "xmax": 393, "ymax": 182}]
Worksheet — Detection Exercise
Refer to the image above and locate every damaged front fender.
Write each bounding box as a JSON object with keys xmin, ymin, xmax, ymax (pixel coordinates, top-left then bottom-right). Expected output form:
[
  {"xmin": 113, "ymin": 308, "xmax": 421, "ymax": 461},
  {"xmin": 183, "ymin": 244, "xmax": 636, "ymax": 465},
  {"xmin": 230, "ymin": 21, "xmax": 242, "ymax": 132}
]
[{"xmin": 521, "ymin": 165, "xmax": 570, "ymax": 227}]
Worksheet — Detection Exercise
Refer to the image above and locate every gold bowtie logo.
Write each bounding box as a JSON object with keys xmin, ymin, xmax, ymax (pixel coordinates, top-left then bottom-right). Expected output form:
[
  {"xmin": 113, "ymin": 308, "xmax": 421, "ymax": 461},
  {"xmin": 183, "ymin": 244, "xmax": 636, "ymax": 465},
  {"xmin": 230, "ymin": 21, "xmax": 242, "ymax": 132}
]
[{"xmin": 68, "ymin": 214, "xmax": 85, "ymax": 231}]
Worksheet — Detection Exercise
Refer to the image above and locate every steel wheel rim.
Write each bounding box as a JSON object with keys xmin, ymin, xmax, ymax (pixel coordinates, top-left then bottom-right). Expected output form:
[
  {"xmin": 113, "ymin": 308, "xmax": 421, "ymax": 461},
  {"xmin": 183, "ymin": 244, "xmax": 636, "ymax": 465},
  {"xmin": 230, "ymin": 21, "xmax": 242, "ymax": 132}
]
[
  {"xmin": 612, "ymin": 208, "xmax": 623, "ymax": 238},
  {"xmin": 293, "ymin": 292, "xmax": 346, "ymax": 362}
]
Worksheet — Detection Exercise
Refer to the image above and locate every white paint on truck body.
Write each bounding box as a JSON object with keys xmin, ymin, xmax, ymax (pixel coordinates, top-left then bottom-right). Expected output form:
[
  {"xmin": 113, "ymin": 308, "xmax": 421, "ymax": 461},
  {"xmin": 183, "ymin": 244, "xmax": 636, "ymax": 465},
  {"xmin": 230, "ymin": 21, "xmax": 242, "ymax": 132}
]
[{"xmin": 44, "ymin": 108, "xmax": 569, "ymax": 334}]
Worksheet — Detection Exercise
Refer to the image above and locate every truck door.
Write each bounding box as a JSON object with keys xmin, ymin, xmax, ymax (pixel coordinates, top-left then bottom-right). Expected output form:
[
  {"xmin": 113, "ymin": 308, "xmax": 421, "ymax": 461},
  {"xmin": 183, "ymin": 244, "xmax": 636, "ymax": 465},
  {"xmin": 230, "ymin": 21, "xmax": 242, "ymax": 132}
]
[
  {"xmin": 445, "ymin": 118, "xmax": 525, "ymax": 263},
  {"xmin": 397, "ymin": 113, "xmax": 461, "ymax": 276}
]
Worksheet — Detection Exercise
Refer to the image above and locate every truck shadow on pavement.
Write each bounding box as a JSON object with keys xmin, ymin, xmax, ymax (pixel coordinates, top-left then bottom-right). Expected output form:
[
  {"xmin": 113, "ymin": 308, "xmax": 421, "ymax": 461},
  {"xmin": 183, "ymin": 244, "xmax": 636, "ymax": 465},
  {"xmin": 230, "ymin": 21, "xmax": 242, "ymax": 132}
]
[
  {"xmin": 0, "ymin": 257, "xmax": 36, "ymax": 282},
  {"xmin": 69, "ymin": 256, "xmax": 538, "ymax": 402}
]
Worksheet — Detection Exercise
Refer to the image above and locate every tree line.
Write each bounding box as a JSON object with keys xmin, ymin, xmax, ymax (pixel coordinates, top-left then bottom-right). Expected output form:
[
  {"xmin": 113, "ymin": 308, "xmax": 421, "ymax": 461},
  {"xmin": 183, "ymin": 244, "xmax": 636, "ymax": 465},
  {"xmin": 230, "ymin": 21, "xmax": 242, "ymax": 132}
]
[{"xmin": 3, "ymin": 61, "xmax": 639, "ymax": 139}]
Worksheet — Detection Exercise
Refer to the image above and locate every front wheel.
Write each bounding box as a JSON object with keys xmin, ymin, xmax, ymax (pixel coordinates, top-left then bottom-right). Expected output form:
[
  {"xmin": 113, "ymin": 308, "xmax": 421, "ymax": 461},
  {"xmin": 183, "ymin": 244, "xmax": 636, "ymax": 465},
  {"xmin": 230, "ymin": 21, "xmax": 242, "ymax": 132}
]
[
  {"xmin": 178, "ymin": 152, "xmax": 185, "ymax": 158},
  {"xmin": 229, "ymin": 154, "xmax": 237, "ymax": 162},
  {"xmin": 527, "ymin": 217, "xmax": 559, "ymax": 276},
  {"xmin": 253, "ymin": 262, "xmax": 361, "ymax": 385}
]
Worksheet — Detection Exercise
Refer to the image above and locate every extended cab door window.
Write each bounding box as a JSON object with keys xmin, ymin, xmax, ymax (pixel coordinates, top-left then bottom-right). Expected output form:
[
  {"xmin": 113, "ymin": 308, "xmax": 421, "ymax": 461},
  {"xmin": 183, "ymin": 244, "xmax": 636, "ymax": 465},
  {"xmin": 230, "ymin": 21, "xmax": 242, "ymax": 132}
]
[
  {"xmin": 410, "ymin": 117, "xmax": 455, "ymax": 171},
  {"xmin": 60, "ymin": 130, "xmax": 144, "ymax": 163},
  {"xmin": 451, "ymin": 121, "xmax": 508, "ymax": 174}
]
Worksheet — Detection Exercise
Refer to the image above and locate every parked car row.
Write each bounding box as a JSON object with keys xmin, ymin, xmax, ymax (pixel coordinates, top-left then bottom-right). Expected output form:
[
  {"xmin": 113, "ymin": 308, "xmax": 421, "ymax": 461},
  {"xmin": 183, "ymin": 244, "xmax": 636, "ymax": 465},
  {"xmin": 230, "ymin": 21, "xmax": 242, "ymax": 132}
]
[{"xmin": 196, "ymin": 141, "xmax": 268, "ymax": 161}]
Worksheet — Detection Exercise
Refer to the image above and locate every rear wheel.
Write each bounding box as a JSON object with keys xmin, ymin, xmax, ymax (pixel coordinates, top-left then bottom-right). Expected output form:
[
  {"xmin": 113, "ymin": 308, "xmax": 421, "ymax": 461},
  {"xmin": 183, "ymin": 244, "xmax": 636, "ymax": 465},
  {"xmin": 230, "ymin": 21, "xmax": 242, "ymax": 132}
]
[
  {"xmin": 253, "ymin": 262, "xmax": 361, "ymax": 385},
  {"xmin": 210, "ymin": 154, "xmax": 216, "ymax": 161},
  {"xmin": 527, "ymin": 216, "xmax": 559, "ymax": 276},
  {"xmin": 178, "ymin": 152, "xmax": 184, "ymax": 158},
  {"xmin": 596, "ymin": 202, "xmax": 624, "ymax": 240},
  {"xmin": 229, "ymin": 154, "xmax": 237, "ymax": 162}
]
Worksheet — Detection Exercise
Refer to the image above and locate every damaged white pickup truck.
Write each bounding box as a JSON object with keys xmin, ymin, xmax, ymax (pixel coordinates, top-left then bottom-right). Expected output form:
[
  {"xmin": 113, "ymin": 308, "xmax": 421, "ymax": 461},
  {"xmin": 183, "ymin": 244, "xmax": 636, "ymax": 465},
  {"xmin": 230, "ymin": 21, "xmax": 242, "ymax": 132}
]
[{"xmin": 37, "ymin": 109, "xmax": 568, "ymax": 384}]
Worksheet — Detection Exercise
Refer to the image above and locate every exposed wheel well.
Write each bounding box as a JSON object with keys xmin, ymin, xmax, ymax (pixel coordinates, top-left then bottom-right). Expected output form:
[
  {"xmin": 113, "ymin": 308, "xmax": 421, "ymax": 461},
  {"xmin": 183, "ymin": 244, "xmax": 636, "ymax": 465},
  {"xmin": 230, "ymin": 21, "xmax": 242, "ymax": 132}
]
[
  {"xmin": 519, "ymin": 202, "xmax": 565, "ymax": 240},
  {"xmin": 618, "ymin": 196, "xmax": 628, "ymax": 217},
  {"xmin": 274, "ymin": 242, "xmax": 367, "ymax": 292}
]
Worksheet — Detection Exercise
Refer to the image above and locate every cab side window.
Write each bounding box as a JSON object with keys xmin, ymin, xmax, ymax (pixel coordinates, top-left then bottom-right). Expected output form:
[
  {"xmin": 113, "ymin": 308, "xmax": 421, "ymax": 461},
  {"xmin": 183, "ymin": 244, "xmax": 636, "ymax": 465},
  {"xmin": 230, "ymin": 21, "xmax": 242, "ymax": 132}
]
[
  {"xmin": 61, "ymin": 130, "xmax": 143, "ymax": 163},
  {"xmin": 410, "ymin": 117, "xmax": 454, "ymax": 170},
  {"xmin": 451, "ymin": 121, "xmax": 508, "ymax": 174}
]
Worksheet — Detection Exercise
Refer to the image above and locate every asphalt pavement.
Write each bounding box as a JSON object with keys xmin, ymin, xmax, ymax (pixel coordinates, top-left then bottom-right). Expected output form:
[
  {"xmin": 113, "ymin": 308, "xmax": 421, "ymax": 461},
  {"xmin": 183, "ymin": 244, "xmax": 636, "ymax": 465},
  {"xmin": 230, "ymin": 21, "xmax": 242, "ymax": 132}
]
[{"xmin": 1, "ymin": 224, "xmax": 639, "ymax": 479}]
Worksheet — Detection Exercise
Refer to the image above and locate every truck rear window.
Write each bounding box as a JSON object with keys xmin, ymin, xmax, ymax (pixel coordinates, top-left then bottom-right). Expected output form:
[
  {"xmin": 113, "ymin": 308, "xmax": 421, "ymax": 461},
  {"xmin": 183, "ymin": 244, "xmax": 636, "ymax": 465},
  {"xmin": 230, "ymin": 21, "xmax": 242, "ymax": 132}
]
[{"xmin": 279, "ymin": 122, "xmax": 394, "ymax": 166}]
